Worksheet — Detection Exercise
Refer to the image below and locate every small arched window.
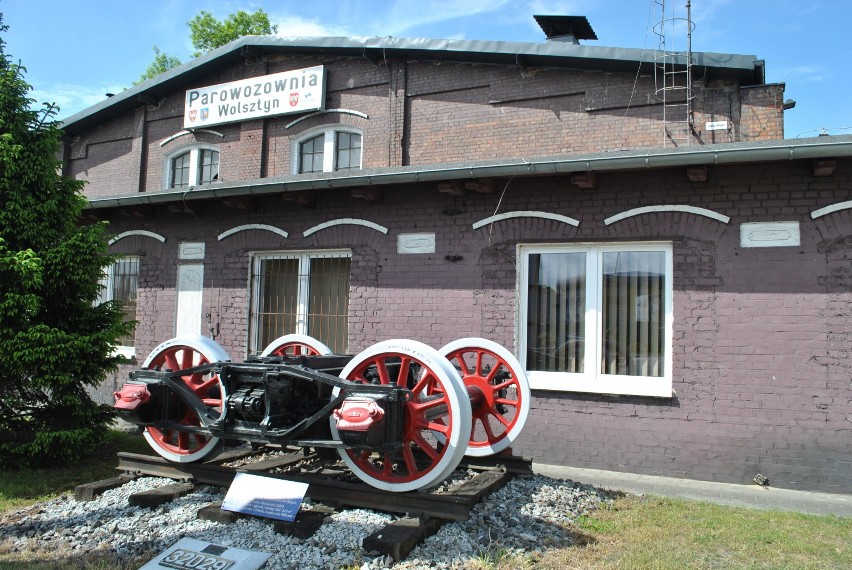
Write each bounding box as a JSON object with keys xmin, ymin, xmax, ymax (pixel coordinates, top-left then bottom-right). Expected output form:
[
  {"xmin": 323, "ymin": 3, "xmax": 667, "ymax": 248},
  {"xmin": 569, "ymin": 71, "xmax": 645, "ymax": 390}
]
[
  {"xmin": 294, "ymin": 129, "xmax": 362, "ymax": 174},
  {"xmin": 299, "ymin": 134, "xmax": 325, "ymax": 173},
  {"xmin": 166, "ymin": 146, "xmax": 219, "ymax": 189}
]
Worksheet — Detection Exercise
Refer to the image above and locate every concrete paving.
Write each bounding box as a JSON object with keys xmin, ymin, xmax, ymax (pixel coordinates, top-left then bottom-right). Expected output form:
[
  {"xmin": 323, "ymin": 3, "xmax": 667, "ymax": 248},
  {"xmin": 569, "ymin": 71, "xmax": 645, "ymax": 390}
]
[{"xmin": 532, "ymin": 463, "xmax": 852, "ymax": 518}]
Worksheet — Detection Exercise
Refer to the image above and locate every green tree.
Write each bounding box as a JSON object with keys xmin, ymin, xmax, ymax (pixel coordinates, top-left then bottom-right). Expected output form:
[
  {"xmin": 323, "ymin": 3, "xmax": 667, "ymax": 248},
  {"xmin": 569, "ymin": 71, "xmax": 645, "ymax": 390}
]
[
  {"xmin": 137, "ymin": 9, "xmax": 277, "ymax": 83},
  {"xmin": 136, "ymin": 46, "xmax": 182, "ymax": 84},
  {"xmin": 0, "ymin": 15, "xmax": 132, "ymax": 466},
  {"xmin": 188, "ymin": 9, "xmax": 278, "ymax": 57}
]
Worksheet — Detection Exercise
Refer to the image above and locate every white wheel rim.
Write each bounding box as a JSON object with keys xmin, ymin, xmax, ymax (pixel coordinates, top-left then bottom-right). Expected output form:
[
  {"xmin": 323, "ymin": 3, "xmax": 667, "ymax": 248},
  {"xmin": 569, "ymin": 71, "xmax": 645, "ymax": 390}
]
[
  {"xmin": 330, "ymin": 339, "xmax": 471, "ymax": 492},
  {"xmin": 260, "ymin": 334, "xmax": 333, "ymax": 357},
  {"xmin": 439, "ymin": 338, "xmax": 531, "ymax": 457},
  {"xmin": 141, "ymin": 335, "xmax": 230, "ymax": 463}
]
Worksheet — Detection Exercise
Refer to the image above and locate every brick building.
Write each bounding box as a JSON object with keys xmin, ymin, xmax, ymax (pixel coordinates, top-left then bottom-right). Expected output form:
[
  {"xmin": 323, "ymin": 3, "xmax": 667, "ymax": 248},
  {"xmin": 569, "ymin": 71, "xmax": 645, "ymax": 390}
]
[{"xmin": 64, "ymin": 18, "xmax": 852, "ymax": 493}]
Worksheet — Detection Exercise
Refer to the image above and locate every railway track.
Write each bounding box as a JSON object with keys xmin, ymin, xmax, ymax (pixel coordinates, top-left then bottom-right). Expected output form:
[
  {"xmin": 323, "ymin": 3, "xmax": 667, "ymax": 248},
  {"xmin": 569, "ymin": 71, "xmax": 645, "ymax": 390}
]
[{"xmin": 74, "ymin": 448, "xmax": 534, "ymax": 561}]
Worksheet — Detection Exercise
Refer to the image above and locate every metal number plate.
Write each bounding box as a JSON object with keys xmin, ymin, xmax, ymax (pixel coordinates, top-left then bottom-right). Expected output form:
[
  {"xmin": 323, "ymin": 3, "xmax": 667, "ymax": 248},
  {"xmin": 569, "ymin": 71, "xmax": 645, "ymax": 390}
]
[{"xmin": 160, "ymin": 549, "xmax": 234, "ymax": 570}]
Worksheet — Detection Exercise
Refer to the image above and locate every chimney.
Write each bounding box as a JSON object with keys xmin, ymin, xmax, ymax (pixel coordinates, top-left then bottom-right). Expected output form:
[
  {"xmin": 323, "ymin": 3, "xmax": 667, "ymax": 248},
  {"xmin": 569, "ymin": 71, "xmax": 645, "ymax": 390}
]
[{"xmin": 534, "ymin": 15, "xmax": 597, "ymax": 44}]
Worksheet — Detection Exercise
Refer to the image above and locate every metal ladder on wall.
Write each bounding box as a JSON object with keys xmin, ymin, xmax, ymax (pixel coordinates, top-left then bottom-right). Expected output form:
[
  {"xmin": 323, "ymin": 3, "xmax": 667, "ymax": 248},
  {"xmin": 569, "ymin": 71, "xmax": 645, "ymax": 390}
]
[{"xmin": 653, "ymin": 0, "xmax": 695, "ymax": 147}]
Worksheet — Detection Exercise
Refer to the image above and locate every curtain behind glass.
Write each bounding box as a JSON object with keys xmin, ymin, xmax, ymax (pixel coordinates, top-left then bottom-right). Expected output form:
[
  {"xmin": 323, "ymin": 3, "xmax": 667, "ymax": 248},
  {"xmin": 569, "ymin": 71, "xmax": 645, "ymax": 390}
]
[
  {"xmin": 526, "ymin": 252, "xmax": 586, "ymax": 373},
  {"xmin": 601, "ymin": 251, "xmax": 665, "ymax": 377}
]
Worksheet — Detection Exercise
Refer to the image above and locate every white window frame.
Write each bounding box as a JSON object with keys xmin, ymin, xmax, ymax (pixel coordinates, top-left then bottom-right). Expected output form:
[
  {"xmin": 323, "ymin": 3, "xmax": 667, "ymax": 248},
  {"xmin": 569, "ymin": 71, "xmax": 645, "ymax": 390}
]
[
  {"xmin": 98, "ymin": 256, "xmax": 139, "ymax": 359},
  {"xmin": 517, "ymin": 242, "xmax": 673, "ymax": 398},
  {"xmin": 248, "ymin": 249, "xmax": 352, "ymax": 354},
  {"xmin": 163, "ymin": 144, "xmax": 220, "ymax": 189},
  {"xmin": 291, "ymin": 127, "xmax": 363, "ymax": 173}
]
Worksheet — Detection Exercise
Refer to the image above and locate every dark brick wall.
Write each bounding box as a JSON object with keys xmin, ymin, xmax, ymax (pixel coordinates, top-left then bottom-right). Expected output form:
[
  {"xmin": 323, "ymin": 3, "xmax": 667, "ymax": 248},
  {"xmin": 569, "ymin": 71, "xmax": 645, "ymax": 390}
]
[
  {"xmin": 96, "ymin": 157, "xmax": 852, "ymax": 494},
  {"xmin": 68, "ymin": 56, "xmax": 784, "ymax": 199}
]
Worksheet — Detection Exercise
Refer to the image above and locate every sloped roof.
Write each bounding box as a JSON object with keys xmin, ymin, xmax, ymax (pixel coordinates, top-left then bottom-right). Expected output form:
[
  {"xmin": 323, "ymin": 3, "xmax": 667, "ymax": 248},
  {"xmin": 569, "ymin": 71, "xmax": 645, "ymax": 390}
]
[{"xmin": 61, "ymin": 35, "xmax": 764, "ymax": 137}]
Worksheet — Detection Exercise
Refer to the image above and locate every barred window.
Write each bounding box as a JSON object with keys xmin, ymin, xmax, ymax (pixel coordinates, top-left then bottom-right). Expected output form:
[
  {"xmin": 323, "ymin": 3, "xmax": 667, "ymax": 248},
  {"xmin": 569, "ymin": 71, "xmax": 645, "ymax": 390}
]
[
  {"xmin": 250, "ymin": 251, "xmax": 351, "ymax": 354},
  {"xmin": 98, "ymin": 257, "xmax": 139, "ymax": 355}
]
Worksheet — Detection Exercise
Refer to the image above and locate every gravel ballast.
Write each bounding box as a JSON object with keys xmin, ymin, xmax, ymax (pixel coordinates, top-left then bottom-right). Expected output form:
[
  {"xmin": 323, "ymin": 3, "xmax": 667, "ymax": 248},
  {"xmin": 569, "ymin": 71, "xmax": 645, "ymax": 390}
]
[{"xmin": 0, "ymin": 473, "xmax": 613, "ymax": 569}]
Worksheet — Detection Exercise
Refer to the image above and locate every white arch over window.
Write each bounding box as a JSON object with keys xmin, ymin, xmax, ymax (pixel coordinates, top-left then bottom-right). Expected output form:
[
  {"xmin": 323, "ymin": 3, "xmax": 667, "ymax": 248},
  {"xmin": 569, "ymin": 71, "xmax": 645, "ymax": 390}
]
[
  {"xmin": 159, "ymin": 129, "xmax": 225, "ymax": 146},
  {"xmin": 472, "ymin": 210, "xmax": 580, "ymax": 230},
  {"xmin": 604, "ymin": 205, "xmax": 730, "ymax": 226},
  {"xmin": 285, "ymin": 109, "xmax": 369, "ymax": 130},
  {"xmin": 108, "ymin": 230, "xmax": 166, "ymax": 245},
  {"xmin": 217, "ymin": 224, "xmax": 289, "ymax": 241},
  {"xmin": 811, "ymin": 200, "xmax": 852, "ymax": 219},
  {"xmin": 303, "ymin": 218, "xmax": 389, "ymax": 237}
]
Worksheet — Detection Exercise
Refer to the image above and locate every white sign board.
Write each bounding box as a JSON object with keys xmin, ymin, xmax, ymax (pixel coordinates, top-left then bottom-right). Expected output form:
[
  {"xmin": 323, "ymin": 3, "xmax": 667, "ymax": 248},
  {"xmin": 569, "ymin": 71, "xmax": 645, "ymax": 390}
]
[
  {"xmin": 705, "ymin": 120, "xmax": 728, "ymax": 131},
  {"xmin": 740, "ymin": 221, "xmax": 801, "ymax": 248},
  {"xmin": 222, "ymin": 472, "xmax": 309, "ymax": 522},
  {"xmin": 184, "ymin": 66, "xmax": 326, "ymax": 128},
  {"xmin": 141, "ymin": 537, "xmax": 271, "ymax": 570}
]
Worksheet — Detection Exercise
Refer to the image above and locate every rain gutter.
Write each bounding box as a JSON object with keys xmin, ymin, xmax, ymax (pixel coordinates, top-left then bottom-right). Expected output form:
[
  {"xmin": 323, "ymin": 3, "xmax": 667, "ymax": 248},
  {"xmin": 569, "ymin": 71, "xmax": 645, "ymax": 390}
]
[{"xmin": 86, "ymin": 137, "xmax": 852, "ymax": 210}]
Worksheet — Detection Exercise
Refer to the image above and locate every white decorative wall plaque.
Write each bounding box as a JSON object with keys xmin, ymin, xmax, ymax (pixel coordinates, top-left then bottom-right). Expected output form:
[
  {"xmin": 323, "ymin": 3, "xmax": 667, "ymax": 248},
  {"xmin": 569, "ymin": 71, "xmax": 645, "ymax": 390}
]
[
  {"xmin": 740, "ymin": 222, "xmax": 800, "ymax": 248},
  {"xmin": 397, "ymin": 233, "xmax": 436, "ymax": 254},
  {"xmin": 176, "ymin": 264, "xmax": 204, "ymax": 336},
  {"xmin": 179, "ymin": 242, "xmax": 206, "ymax": 260}
]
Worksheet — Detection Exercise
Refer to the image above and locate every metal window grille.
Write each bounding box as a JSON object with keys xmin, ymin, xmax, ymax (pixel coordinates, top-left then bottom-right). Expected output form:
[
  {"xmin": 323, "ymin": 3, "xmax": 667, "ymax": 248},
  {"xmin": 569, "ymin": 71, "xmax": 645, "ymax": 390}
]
[
  {"xmin": 99, "ymin": 257, "xmax": 139, "ymax": 347},
  {"xmin": 250, "ymin": 252, "xmax": 351, "ymax": 354}
]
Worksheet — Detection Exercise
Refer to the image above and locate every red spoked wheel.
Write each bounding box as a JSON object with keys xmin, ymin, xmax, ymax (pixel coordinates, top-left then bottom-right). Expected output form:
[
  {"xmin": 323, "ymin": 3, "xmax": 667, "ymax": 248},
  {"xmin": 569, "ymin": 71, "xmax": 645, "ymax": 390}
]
[
  {"xmin": 440, "ymin": 338, "xmax": 530, "ymax": 457},
  {"xmin": 141, "ymin": 336, "xmax": 230, "ymax": 463},
  {"xmin": 260, "ymin": 334, "xmax": 334, "ymax": 357},
  {"xmin": 329, "ymin": 339, "xmax": 472, "ymax": 492}
]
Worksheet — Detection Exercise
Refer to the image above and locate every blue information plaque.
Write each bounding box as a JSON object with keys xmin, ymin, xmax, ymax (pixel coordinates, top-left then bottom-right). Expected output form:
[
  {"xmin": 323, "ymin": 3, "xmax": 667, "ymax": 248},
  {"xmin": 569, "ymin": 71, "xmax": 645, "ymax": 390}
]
[{"xmin": 221, "ymin": 473, "xmax": 309, "ymax": 522}]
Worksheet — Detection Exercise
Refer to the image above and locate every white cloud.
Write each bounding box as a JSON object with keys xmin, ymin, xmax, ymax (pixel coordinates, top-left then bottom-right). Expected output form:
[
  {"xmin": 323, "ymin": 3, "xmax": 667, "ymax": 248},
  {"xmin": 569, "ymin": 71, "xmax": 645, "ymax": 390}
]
[
  {"xmin": 272, "ymin": 14, "xmax": 353, "ymax": 38},
  {"xmin": 29, "ymin": 83, "xmax": 126, "ymax": 120}
]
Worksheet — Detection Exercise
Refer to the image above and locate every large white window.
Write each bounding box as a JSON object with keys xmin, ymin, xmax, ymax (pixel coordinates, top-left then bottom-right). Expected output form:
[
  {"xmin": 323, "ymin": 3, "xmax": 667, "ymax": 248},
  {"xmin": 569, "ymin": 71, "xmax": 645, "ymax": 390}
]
[
  {"xmin": 249, "ymin": 251, "xmax": 351, "ymax": 354},
  {"xmin": 98, "ymin": 257, "xmax": 139, "ymax": 358},
  {"xmin": 293, "ymin": 129, "xmax": 362, "ymax": 173},
  {"xmin": 518, "ymin": 243, "xmax": 673, "ymax": 397},
  {"xmin": 165, "ymin": 146, "xmax": 219, "ymax": 189}
]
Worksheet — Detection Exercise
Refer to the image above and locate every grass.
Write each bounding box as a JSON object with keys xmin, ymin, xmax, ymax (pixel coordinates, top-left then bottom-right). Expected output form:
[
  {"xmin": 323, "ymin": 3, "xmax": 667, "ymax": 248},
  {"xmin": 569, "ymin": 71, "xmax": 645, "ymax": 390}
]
[
  {"xmin": 0, "ymin": 429, "xmax": 150, "ymax": 514},
  {"xmin": 535, "ymin": 494, "xmax": 852, "ymax": 570},
  {"xmin": 2, "ymin": 446, "xmax": 851, "ymax": 569}
]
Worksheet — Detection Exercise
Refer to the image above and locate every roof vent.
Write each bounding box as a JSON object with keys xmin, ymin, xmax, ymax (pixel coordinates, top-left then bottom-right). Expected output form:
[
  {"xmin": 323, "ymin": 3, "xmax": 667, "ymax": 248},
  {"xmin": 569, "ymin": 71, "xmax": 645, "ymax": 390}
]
[{"xmin": 534, "ymin": 15, "xmax": 597, "ymax": 44}]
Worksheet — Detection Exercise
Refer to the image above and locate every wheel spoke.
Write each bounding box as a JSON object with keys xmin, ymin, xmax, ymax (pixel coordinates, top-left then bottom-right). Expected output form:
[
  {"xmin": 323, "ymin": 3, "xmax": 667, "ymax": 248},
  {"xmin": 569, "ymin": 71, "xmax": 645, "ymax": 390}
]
[
  {"xmin": 180, "ymin": 349, "xmax": 194, "ymax": 371},
  {"xmin": 485, "ymin": 362, "xmax": 503, "ymax": 383},
  {"xmin": 164, "ymin": 353, "xmax": 180, "ymax": 372},
  {"xmin": 454, "ymin": 354, "xmax": 470, "ymax": 376},
  {"xmin": 402, "ymin": 445, "xmax": 418, "ymax": 474},
  {"xmin": 396, "ymin": 357, "xmax": 411, "ymax": 387},
  {"xmin": 411, "ymin": 432, "xmax": 439, "ymax": 460},
  {"xmin": 487, "ymin": 407, "xmax": 511, "ymax": 428},
  {"xmin": 377, "ymin": 359, "xmax": 391, "ymax": 385},
  {"xmin": 475, "ymin": 350, "xmax": 484, "ymax": 376}
]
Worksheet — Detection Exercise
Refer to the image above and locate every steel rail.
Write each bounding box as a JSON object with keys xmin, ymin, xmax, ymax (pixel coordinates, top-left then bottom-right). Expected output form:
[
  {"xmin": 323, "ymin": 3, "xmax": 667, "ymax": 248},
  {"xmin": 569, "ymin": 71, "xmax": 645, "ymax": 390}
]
[{"xmin": 116, "ymin": 451, "xmax": 526, "ymax": 521}]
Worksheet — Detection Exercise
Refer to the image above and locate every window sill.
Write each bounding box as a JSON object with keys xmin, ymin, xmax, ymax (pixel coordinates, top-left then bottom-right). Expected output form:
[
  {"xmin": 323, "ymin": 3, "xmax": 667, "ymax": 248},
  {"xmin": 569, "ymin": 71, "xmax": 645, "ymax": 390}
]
[{"xmin": 527, "ymin": 371, "xmax": 673, "ymax": 398}]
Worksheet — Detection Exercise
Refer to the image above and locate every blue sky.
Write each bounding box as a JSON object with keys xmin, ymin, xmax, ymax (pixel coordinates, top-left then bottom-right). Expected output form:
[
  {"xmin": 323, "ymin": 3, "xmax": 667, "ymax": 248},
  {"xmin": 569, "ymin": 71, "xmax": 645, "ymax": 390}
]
[{"xmin": 2, "ymin": 0, "xmax": 850, "ymax": 139}]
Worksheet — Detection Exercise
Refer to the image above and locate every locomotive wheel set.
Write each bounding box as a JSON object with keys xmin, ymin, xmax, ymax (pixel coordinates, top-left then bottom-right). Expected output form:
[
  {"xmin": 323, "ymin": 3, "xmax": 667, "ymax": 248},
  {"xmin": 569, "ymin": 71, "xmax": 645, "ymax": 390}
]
[{"xmin": 114, "ymin": 335, "xmax": 531, "ymax": 492}]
